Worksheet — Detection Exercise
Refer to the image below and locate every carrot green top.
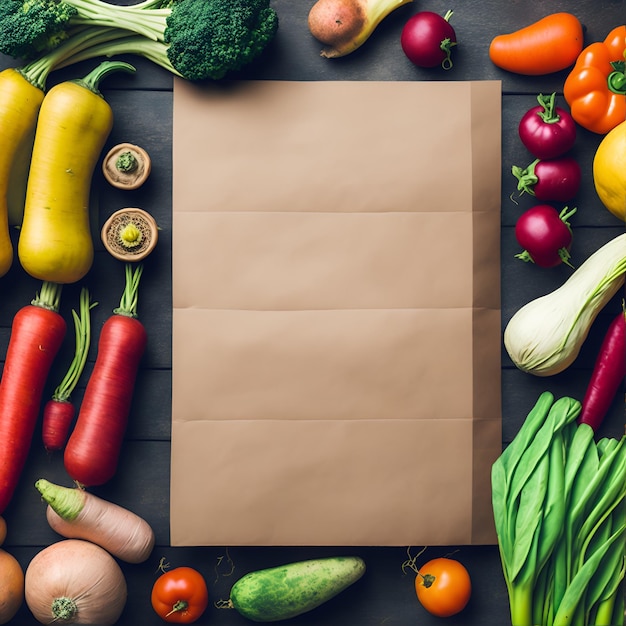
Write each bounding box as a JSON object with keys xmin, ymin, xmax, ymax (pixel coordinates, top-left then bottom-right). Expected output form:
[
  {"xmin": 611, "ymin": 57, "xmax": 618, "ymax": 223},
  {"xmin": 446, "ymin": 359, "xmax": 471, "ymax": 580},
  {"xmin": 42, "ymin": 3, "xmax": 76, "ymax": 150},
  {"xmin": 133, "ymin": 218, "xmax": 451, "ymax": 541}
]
[
  {"xmin": 31, "ymin": 281, "xmax": 63, "ymax": 312},
  {"xmin": 114, "ymin": 262, "xmax": 143, "ymax": 318}
]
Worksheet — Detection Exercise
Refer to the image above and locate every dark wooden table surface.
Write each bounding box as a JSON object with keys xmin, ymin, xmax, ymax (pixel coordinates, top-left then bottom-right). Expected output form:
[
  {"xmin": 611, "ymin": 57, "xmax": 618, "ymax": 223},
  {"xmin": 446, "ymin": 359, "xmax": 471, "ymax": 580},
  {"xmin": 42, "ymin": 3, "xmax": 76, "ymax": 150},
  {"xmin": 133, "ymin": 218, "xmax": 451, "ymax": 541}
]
[{"xmin": 1, "ymin": 1, "xmax": 625, "ymax": 624}]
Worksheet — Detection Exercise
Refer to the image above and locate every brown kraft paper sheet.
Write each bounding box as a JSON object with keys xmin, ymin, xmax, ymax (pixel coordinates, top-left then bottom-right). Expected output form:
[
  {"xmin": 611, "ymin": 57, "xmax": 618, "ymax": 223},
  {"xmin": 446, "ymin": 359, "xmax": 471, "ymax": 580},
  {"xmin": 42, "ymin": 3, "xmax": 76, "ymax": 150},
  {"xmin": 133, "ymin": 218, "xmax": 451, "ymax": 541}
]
[{"xmin": 170, "ymin": 79, "xmax": 502, "ymax": 547}]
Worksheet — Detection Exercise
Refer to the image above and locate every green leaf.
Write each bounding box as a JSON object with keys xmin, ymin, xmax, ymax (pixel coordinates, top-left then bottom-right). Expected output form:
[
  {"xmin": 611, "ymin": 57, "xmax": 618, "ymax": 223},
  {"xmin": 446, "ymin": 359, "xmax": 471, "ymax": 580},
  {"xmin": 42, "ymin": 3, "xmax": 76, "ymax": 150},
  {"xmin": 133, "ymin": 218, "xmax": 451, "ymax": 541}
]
[
  {"xmin": 553, "ymin": 522, "xmax": 626, "ymax": 626},
  {"xmin": 511, "ymin": 452, "xmax": 549, "ymax": 582}
]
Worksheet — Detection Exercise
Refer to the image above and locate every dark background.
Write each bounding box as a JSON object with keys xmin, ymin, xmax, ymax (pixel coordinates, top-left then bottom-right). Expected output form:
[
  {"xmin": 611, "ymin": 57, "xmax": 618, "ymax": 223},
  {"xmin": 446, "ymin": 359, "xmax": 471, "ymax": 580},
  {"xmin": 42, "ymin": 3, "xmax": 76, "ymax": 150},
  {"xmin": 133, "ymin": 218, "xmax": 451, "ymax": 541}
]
[{"xmin": 0, "ymin": 0, "xmax": 624, "ymax": 624}]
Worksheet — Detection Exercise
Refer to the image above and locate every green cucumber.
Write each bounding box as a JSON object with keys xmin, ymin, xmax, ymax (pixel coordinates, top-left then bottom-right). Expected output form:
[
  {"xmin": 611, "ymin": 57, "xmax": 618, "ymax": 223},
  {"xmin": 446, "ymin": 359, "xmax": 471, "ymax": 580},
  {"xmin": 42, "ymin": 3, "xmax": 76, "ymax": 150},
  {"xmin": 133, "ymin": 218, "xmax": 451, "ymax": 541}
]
[{"xmin": 228, "ymin": 556, "xmax": 366, "ymax": 622}]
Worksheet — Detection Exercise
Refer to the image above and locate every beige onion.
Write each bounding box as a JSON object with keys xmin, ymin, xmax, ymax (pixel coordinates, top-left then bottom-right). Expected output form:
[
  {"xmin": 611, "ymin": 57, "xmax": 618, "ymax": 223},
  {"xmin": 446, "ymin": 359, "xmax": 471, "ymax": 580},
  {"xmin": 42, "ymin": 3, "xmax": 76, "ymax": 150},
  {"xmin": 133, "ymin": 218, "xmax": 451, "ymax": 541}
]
[{"xmin": 25, "ymin": 539, "xmax": 127, "ymax": 625}]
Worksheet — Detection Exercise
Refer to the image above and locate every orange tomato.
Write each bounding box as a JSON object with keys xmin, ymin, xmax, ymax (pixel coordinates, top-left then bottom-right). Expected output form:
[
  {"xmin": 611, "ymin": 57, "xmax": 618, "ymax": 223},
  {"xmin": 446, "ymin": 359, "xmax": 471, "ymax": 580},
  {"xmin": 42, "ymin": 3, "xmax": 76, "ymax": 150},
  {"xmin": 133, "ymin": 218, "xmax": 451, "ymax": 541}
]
[
  {"xmin": 414, "ymin": 557, "xmax": 472, "ymax": 617},
  {"xmin": 0, "ymin": 517, "xmax": 6, "ymax": 546}
]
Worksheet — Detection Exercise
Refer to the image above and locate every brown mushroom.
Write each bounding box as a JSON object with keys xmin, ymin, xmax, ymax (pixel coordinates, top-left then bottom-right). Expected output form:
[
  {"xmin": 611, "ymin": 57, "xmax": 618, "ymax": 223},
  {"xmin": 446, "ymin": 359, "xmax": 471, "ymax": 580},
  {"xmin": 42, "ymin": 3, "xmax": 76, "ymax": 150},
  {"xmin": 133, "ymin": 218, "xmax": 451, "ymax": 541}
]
[
  {"xmin": 101, "ymin": 208, "xmax": 159, "ymax": 262},
  {"xmin": 102, "ymin": 143, "xmax": 152, "ymax": 190}
]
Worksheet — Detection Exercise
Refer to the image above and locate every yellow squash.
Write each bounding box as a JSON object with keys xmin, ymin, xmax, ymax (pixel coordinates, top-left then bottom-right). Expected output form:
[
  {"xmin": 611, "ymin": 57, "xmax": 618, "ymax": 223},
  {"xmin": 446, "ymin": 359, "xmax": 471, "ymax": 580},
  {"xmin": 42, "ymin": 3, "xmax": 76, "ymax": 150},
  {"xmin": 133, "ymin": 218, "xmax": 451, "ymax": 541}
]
[
  {"xmin": 593, "ymin": 119, "xmax": 626, "ymax": 223},
  {"xmin": 18, "ymin": 61, "xmax": 135, "ymax": 284},
  {"xmin": 0, "ymin": 69, "xmax": 45, "ymax": 278}
]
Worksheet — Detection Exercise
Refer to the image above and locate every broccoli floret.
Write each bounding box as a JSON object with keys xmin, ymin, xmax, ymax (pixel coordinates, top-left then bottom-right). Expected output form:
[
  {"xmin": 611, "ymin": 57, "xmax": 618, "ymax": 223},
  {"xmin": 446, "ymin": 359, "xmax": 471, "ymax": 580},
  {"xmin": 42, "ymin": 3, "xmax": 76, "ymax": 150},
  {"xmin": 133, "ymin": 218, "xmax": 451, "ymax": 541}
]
[
  {"xmin": 0, "ymin": 0, "xmax": 78, "ymax": 59},
  {"xmin": 0, "ymin": 0, "xmax": 172, "ymax": 60},
  {"xmin": 0, "ymin": 0, "xmax": 279, "ymax": 80},
  {"xmin": 164, "ymin": 0, "xmax": 279, "ymax": 80}
]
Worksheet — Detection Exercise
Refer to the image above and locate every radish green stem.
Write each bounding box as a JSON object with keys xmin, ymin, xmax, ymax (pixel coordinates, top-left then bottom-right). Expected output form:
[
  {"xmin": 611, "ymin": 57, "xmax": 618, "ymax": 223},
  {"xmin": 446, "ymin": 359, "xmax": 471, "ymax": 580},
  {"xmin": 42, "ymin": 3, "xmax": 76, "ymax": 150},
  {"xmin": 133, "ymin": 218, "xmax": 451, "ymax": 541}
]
[
  {"xmin": 536, "ymin": 92, "xmax": 561, "ymax": 124},
  {"xmin": 440, "ymin": 10, "xmax": 456, "ymax": 70},
  {"xmin": 51, "ymin": 288, "xmax": 96, "ymax": 403}
]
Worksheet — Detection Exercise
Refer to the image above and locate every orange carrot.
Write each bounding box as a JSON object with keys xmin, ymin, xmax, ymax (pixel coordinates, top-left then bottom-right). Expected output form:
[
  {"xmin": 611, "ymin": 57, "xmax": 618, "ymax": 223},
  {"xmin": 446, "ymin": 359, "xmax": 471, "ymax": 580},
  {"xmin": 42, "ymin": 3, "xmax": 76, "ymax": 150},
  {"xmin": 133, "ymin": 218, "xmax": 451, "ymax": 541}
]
[{"xmin": 489, "ymin": 13, "xmax": 584, "ymax": 75}]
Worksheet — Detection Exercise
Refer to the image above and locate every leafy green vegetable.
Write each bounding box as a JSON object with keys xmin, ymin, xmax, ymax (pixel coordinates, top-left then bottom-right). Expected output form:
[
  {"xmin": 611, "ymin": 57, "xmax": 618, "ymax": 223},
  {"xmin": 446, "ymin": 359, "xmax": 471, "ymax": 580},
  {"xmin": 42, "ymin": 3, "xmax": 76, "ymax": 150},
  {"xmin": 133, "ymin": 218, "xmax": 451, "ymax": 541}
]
[
  {"xmin": 492, "ymin": 392, "xmax": 626, "ymax": 626},
  {"xmin": 0, "ymin": 0, "xmax": 279, "ymax": 81}
]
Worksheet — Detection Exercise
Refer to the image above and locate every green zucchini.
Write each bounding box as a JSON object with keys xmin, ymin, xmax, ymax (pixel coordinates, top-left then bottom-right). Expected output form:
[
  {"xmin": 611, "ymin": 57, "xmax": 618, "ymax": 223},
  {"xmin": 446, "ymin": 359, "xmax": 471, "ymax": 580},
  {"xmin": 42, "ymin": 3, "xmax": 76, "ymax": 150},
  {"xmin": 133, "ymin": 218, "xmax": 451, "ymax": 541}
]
[{"xmin": 228, "ymin": 556, "xmax": 366, "ymax": 622}]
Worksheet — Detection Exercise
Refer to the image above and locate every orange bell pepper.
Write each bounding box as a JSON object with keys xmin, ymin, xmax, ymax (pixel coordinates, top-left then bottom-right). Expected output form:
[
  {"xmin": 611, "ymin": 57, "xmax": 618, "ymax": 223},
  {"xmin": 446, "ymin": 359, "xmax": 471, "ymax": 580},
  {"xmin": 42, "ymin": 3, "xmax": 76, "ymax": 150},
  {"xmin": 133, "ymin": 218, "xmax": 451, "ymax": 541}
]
[{"xmin": 563, "ymin": 25, "xmax": 626, "ymax": 134}]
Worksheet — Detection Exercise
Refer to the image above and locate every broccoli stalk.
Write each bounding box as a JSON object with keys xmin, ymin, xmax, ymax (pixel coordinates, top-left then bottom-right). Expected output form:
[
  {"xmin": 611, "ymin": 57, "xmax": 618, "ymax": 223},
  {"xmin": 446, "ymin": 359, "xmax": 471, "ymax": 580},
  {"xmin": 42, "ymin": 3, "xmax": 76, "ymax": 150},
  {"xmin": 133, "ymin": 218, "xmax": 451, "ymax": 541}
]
[
  {"xmin": 0, "ymin": 0, "xmax": 171, "ymax": 59},
  {"xmin": 0, "ymin": 0, "xmax": 279, "ymax": 81},
  {"xmin": 17, "ymin": 26, "xmax": 132, "ymax": 89},
  {"xmin": 53, "ymin": 33, "xmax": 184, "ymax": 78}
]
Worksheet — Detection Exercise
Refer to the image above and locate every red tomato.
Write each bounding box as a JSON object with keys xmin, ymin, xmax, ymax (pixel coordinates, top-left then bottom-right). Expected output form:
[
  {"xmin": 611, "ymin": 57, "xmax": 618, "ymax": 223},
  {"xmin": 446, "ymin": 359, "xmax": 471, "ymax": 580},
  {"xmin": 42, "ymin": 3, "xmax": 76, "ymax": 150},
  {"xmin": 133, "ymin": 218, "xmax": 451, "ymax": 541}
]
[
  {"xmin": 151, "ymin": 566, "xmax": 209, "ymax": 624},
  {"xmin": 515, "ymin": 204, "xmax": 576, "ymax": 268},
  {"xmin": 414, "ymin": 557, "xmax": 471, "ymax": 617},
  {"xmin": 518, "ymin": 93, "xmax": 577, "ymax": 159},
  {"xmin": 401, "ymin": 10, "xmax": 457, "ymax": 69}
]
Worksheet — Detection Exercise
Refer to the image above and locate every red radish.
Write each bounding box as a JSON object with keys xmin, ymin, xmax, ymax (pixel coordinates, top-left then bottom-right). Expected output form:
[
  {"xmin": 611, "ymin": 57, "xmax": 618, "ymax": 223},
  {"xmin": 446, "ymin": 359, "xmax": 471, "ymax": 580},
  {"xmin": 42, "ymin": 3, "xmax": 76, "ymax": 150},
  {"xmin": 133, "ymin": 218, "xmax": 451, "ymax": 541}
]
[
  {"xmin": 64, "ymin": 264, "xmax": 147, "ymax": 487},
  {"xmin": 0, "ymin": 282, "xmax": 66, "ymax": 513},
  {"xmin": 578, "ymin": 308, "xmax": 626, "ymax": 431},
  {"xmin": 512, "ymin": 157, "xmax": 581, "ymax": 202},
  {"xmin": 515, "ymin": 205, "xmax": 576, "ymax": 268},
  {"xmin": 518, "ymin": 92, "xmax": 577, "ymax": 159},
  {"xmin": 401, "ymin": 10, "xmax": 457, "ymax": 70},
  {"xmin": 42, "ymin": 288, "xmax": 96, "ymax": 452}
]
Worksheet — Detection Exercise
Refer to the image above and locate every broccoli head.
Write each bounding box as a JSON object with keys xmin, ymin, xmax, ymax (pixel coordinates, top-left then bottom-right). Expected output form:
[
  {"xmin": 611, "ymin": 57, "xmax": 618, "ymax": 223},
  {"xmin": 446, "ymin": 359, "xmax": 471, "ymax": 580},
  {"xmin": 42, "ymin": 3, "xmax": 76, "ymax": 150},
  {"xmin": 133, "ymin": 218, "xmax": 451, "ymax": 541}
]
[
  {"xmin": 164, "ymin": 0, "xmax": 279, "ymax": 80},
  {"xmin": 0, "ymin": 0, "xmax": 78, "ymax": 59},
  {"xmin": 0, "ymin": 0, "xmax": 279, "ymax": 82}
]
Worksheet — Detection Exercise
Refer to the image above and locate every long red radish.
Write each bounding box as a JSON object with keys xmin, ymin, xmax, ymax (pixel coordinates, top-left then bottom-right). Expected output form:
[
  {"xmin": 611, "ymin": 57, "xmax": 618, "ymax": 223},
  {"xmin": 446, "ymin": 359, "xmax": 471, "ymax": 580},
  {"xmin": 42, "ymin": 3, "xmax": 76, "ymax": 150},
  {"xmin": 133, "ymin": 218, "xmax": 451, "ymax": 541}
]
[
  {"xmin": 0, "ymin": 282, "xmax": 66, "ymax": 513},
  {"xmin": 578, "ymin": 307, "xmax": 626, "ymax": 431},
  {"xmin": 35, "ymin": 478, "xmax": 155, "ymax": 563},
  {"xmin": 42, "ymin": 288, "xmax": 96, "ymax": 452},
  {"xmin": 64, "ymin": 264, "xmax": 147, "ymax": 487}
]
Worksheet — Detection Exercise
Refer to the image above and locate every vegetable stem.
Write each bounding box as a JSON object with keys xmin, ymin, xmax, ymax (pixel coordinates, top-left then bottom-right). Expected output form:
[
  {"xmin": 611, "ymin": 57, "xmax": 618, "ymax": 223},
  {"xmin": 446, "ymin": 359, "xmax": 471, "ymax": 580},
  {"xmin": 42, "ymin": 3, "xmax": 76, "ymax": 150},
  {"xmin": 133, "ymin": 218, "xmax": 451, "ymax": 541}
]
[
  {"xmin": 19, "ymin": 26, "xmax": 129, "ymax": 90},
  {"xmin": 32, "ymin": 281, "xmax": 63, "ymax": 312},
  {"xmin": 35, "ymin": 478, "xmax": 83, "ymax": 521},
  {"xmin": 166, "ymin": 600, "xmax": 189, "ymax": 616},
  {"xmin": 509, "ymin": 581, "xmax": 534, "ymax": 626},
  {"xmin": 51, "ymin": 288, "xmax": 96, "ymax": 403},
  {"xmin": 55, "ymin": 0, "xmax": 170, "ymax": 42},
  {"xmin": 556, "ymin": 242, "xmax": 626, "ymax": 358},
  {"xmin": 536, "ymin": 92, "xmax": 561, "ymax": 124},
  {"xmin": 55, "ymin": 34, "xmax": 182, "ymax": 77},
  {"xmin": 439, "ymin": 10, "xmax": 456, "ymax": 70},
  {"xmin": 607, "ymin": 61, "xmax": 626, "ymax": 95},
  {"xmin": 73, "ymin": 59, "xmax": 136, "ymax": 96},
  {"xmin": 114, "ymin": 263, "xmax": 143, "ymax": 318}
]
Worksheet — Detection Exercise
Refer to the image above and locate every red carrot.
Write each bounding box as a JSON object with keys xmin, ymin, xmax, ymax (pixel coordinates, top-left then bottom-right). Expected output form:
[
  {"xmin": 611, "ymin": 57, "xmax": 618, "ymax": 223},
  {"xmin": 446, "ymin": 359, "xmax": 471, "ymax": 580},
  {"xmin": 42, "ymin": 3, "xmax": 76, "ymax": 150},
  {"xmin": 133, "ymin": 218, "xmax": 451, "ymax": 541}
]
[
  {"xmin": 577, "ymin": 306, "xmax": 626, "ymax": 431},
  {"xmin": 42, "ymin": 288, "xmax": 96, "ymax": 452},
  {"xmin": 0, "ymin": 282, "xmax": 66, "ymax": 513},
  {"xmin": 64, "ymin": 264, "xmax": 147, "ymax": 486}
]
